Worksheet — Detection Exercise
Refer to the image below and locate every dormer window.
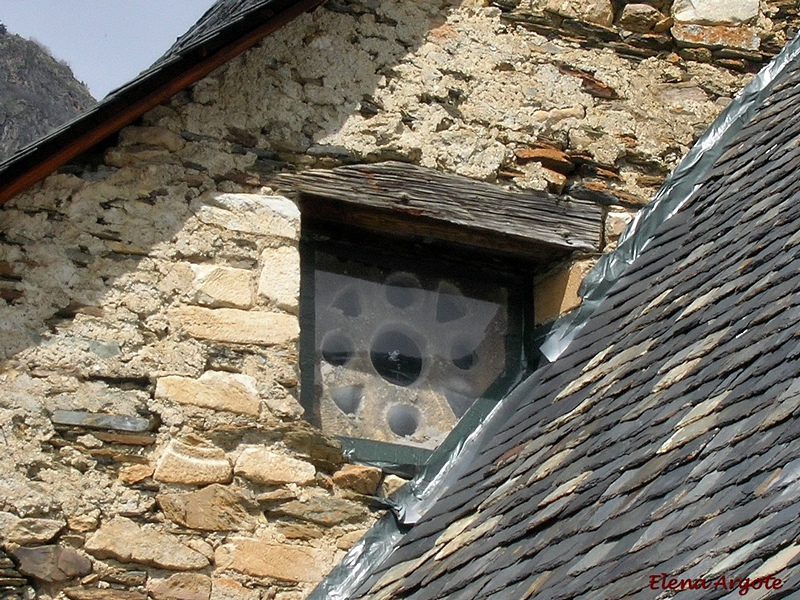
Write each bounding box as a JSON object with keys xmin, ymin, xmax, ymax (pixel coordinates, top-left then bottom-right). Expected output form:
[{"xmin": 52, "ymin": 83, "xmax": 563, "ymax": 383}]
[{"xmin": 278, "ymin": 161, "xmax": 601, "ymax": 471}]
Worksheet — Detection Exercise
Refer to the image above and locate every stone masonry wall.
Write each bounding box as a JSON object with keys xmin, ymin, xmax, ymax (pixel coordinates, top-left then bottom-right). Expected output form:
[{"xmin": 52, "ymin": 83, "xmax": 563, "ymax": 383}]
[{"xmin": 0, "ymin": 1, "xmax": 795, "ymax": 599}]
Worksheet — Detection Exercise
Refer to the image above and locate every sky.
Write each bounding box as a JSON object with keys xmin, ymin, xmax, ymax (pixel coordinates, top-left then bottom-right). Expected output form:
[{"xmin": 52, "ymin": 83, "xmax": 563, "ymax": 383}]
[{"xmin": 0, "ymin": 0, "xmax": 215, "ymax": 99}]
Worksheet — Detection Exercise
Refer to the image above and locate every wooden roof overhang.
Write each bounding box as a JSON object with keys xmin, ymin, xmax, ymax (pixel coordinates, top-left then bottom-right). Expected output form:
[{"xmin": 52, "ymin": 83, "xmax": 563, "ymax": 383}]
[
  {"xmin": 0, "ymin": 0, "xmax": 324, "ymax": 206},
  {"xmin": 276, "ymin": 161, "xmax": 604, "ymax": 262}
]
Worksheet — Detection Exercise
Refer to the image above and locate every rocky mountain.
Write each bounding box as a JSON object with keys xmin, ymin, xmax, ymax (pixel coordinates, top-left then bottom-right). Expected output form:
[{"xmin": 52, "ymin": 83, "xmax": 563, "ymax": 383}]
[{"xmin": 0, "ymin": 23, "xmax": 95, "ymax": 162}]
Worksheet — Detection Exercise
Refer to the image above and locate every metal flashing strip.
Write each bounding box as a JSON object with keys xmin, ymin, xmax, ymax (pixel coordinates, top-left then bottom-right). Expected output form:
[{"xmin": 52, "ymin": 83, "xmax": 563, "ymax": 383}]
[
  {"xmin": 540, "ymin": 31, "xmax": 800, "ymax": 361},
  {"xmin": 311, "ymin": 33, "xmax": 800, "ymax": 600}
]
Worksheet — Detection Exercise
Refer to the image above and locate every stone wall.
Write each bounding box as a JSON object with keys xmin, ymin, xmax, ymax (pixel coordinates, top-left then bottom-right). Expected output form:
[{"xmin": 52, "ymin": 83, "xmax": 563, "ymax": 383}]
[{"xmin": 0, "ymin": 0, "xmax": 794, "ymax": 599}]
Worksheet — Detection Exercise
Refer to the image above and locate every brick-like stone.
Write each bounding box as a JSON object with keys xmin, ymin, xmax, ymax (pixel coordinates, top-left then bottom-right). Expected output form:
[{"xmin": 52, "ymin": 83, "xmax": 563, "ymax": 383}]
[
  {"xmin": 257, "ymin": 246, "xmax": 300, "ymax": 313},
  {"xmin": 234, "ymin": 447, "xmax": 316, "ymax": 485},
  {"xmin": 158, "ymin": 484, "xmax": 255, "ymax": 531},
  {"xmin": 190, "ymin": 264, "xmax": 253, "ymax": 309},
  {"xmin": 332, "ymin": 464, "xmax": 382, "ymax": 495},
  {"xmin": 155, "ymin": 371, "xmax": 261, "ymax": 416},
  {"xmin": 190, "ymin": 193, "xmax": 300, "ymax": 239},
  {"xmin": 85, "ymin": 517, "xmax": 209, "ymax": 570},
  {"xmin": 214, "ymin": 538, "xmax": 326, "ymax": 583},
  {"xmin": 154, "ymin": 438, "xmax": 232, "ymax": 485},
  {"xmin": 118, "ymin": 464, "xmax": 154, "ymax": 485},
  {"xmin": 10, "ymin": 545, "xmax": 92, "ymax": 582},
  {"xmin": 169, "ymin": 306, "xmax": 299, "ymax": 346},
  {"xmin": 65, "ymin": 588, "xmax": 147, "ymax": 600},
  {"xmin": 0, "ymin": 512, "xmax": 65, "ymax": 545},
  {"xmin": 148, "ymin": 572, "xmax": 212, "ymax": 600}
]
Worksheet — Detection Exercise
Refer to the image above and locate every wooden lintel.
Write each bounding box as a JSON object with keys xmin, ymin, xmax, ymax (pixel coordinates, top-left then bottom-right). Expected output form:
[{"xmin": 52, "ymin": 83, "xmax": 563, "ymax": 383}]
[
  {"xmin": 0, "ymin": 0, "xmax": 325, "ymax": 206},
  {"xmin": 277, "ymin": 162, "xmax": 603, "ymax": 256}
]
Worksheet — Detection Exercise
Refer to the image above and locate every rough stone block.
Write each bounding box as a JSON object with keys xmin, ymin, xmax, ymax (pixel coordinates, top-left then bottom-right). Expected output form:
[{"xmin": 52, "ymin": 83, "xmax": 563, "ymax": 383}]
[
  {"xmin": 148, "ymin": 572, "xmax": 212, "ymax": 600},
  {"xmin": 332, "ymin": 464, "xmax": 383, "ymax": 495},
  {"xmin": 534, "ymin": 260, "xmax": 596, "ymax": 325},
  {"xmin": 272, "ymin": 496, "xmax": 368, "ymax": 526},
  {"xmin": 234, "ymin": 447, "xmax": 316, "ymax": 485},
  {"xmin": 214, "ymin": 538, "xmax": 327, "ymax": 583},
  {"xmin": 158, "ymin": 484, "xmax": 255, "ymax": 531},
  {"xmin": 545, "ymin": 0, "xmax": 614, "ymax": 26},
  {"xmin": 0, "ymin": 512, "xmax": 65, "ymax": 545},
  {"xmin": 155, "ymin": 371, "xmax": 261, "ymax": 416},
  {"xmin": 118, "ymin": 126, "xmax": 186, "ymax": 152},
  {"xmin": 672, "ymin": 0, "xmax": 758, "ymax": 24},
  {"xmin": 671, "ymin": 22, "xmax": 760, "ymax": 50},
  {"xmin": 257, "ymin": 246, "xmax": 300, "ymax": 313},
  {"xmin": 190, "ymin": 193, "xmax": 300, "ymax": 240},
  {"xmin": 210, "ymin": 577, "xmax": 263, "ymax": 600},
  {"xmin": 154, "ymin": 438, "xmax": 232, "ymax": 485},
  {"xmin": 10, "ymin": 545, "xmax": 92, "ymax": 582},
  {"xmin": 190, "ymin": 264, "xmax": 254, "ymax": 309},
  {"xmin": 64, "ymin": 588, "xmax": 147, "ymax": 600},
  {"xmin": 84, "ymin": 517, "xmax": 209, "ymax": 570},
  {"xmin": 169, "ymin": 306, "xmax": 299, "ymax": 346},
  {"xmin": 618, "ymin": 4, "xmax": 664, "ymax": 32}
]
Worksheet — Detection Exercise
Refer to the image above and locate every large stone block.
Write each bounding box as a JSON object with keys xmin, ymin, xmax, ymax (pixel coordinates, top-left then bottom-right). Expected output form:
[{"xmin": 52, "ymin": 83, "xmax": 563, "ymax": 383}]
[
  {"xmin": 84, "ymin": 517, "xmax": 209, "ymax": 570},
  {"xmin": 148, "ymin": 572, "xmax": 212, "ymax": 600},
  {"xmin": 169, "ymin": 306, "xmax": 299, "ymax": 346},
  {"xmin": 154, "ymin": 438, "xmax": 233, "ymax": 485},
  {"xmin": 332, "ymin": 464, "xmax": 382, "ymax": 495},
  {"xmin": 155, "ymin": 371, "xmax": 261, "ymax": 416},
  {"xmin": 545, "ymin": 0, "xmax": 614, "ymax": 26},
  {"xmin": 214, "ymin": 538, "xmax": 326, "ymax": 583},
  {"xmin": 118, "ymin": 126, "xmax": 186, "ymax": 152},
  {"xmin": 671, "ymin": 23, "xmax": 760, "ymax": 50},
  {"xmin": 672, "ymin": 0, "xmax": 758, "ymax": 24},
  {"xmin": 233, "ymin": 447, "xmax": 316, "ymax": 485},
  {"xmin": 158, "ymin": 484, "xmax": 255, "ymax": 531},
  {"xmin": 191, "ymin": 265, "xmax": 254, "ymax": 309},
  {"xmin": 0, "ymin": 512, "xmax": 65, "ymax": 545},
  {"xmin": 534, "ymin": 260, "xmax": 596, "ymax": 325},
  {"xmin": 10, "ymin": 545, "xmax": 92, "ymax": 582},
  {"xmin": 257, "ymin": 246, "xmax": 300, "ymax": 313},
  {"xmin": 190, "ymin": 193, "xmax": 300, "ymax": 240}
]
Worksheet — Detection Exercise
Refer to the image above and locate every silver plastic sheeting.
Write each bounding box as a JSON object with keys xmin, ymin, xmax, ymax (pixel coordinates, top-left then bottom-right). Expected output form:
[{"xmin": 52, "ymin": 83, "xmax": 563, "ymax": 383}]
[
  {"xmin": 541, "ymin": 31, "xmax": 800, "ymax": 361},
  {"xmin": 311, "ymin": 33, "xmax": 800, "ymax": 600}
]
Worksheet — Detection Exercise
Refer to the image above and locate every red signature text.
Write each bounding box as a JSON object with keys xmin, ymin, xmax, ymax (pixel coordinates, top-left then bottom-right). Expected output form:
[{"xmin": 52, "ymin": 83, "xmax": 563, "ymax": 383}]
[{"xmin": 649, "ymin": 573, "xmax": 783, "ymax": 595}]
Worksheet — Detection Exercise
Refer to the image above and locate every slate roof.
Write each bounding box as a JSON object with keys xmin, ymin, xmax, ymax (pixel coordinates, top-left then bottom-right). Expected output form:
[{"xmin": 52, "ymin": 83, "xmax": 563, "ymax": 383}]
[
  {"xmin": 343, "ymin": 50, "xmax": 800, "ymax": 600},
  {"xmin": 0, "ymin": 0, "xmax": 321, "ymax": 205}
]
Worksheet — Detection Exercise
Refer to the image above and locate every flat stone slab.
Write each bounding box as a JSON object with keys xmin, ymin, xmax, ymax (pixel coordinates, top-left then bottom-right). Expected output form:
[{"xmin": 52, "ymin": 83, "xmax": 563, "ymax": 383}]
[{"xmin": 51, "ymin": 410, "xmax": 154, "ymax": 433}]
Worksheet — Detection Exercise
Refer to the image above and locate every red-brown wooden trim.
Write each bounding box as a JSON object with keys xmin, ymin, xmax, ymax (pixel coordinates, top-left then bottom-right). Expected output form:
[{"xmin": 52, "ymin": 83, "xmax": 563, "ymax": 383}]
[{"xmin": 0, "ymin": 0, "xmax": 324, "ymax": 206}]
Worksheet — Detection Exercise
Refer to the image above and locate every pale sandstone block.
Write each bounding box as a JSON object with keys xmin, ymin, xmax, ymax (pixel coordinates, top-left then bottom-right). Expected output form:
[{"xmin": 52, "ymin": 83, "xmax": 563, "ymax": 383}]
[
  {"xmin": 190, "ymin": 193, "xmax": 300, "ymax": 239},
  {"xmin": 545, "ymin": 0, "xmax": 614, "ymax": 26},
  {"xmin": 0, "ymin": 512, "xmax": 65, "ymax": 545},
  {"xmin": 332, "ymin": 464, "xmax": 383, "ymax": 495},
  {"xmin": 211, "ymin": 577, "xmax": 262, "ymax": 600},
  {"xmin": 156, "ymin": 371, "xmax": 261, "ymax": 416},
  {"xmin": 214, "ymin": 538, "xmax": 326, "ymax": 583},
  {"xmin": 157, "ymin": 484, "xmax": 255, "ymax": 531},
  {"xmin": 534, "ymin": 260, "xmax": 596, "ymax": 325},
  {"xmin": 154, "ymin": 438, "xmax": 233, "ymax": 485},
  {"xmin": 234, "ymin": 447, "xmax": 316, "ymax": 485},
  {"xmin": 169, "ymin": 306, "xmax": 299, "ymax": 346},
  {"xmin": 148, "ymin": 572, "xmax": 212, "ymax": 600},
  {"xmin": 672, "ymin": 0, "xmax": 758, "ymax": 24},
  {"xmin": 257, "ymin": 246, "xmax": 300, "ymax": 313},
  {"xmin": 191, "ymin": 264, "xmax": 254, "ymax": 309},
  {"xmin": 85, "ymin": 517, "xmax": 209, "ymax": 570}
]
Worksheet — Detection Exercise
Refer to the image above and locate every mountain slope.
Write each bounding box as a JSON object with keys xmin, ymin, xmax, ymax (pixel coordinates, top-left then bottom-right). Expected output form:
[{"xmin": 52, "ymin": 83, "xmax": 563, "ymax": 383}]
[{"xmin": 0, "ymin": 24, "xmax": 95, "ymax": 162}]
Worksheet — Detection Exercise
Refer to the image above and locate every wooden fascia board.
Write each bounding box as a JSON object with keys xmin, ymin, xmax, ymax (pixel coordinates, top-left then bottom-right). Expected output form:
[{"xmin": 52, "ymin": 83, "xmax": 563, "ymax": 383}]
[{"xmin": 0, "ymin": 0, "xmax": 325, "ymax": 206}]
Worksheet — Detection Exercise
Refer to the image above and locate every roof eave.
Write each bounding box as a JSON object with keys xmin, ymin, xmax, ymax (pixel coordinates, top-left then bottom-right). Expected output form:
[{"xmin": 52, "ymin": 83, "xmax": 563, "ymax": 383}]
[{"xmin": 0, "ymin": 0, "xmax": 325, "ymax": 206}]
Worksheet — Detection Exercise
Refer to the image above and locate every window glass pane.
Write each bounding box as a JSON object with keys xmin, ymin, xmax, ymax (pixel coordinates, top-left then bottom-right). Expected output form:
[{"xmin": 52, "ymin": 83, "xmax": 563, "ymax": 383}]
[{"xmin": 314, "ymin": 251, "xmax": 508, "ymax": 449}]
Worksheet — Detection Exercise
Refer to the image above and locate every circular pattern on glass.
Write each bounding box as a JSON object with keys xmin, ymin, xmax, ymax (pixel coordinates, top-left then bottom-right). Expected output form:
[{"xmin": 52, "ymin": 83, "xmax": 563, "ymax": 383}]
[
  {"xmin": 387, "ymin": 404, "xmax": 421, "ymax": 437},
  {"xmin": 450, "ymin": 339, "xmax": 478, "ymax": 371},
  {"xmin": 321, "ymin": 332, "xmax": 355, "ymax": 367},
  {"xmin": 384, "ymin": 273, "xmax": 421, "ymax": 309},
  {"xmin": 370, "ymin": 329, "xmax": 423, "ymax": 387}
]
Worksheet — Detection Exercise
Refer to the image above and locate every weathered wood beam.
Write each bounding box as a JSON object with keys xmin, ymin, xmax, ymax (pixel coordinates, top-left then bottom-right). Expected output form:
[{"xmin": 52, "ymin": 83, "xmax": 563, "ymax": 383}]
[{"xmin": 275, "ymin": 162, "xmax": 603, "ymax": 260}]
